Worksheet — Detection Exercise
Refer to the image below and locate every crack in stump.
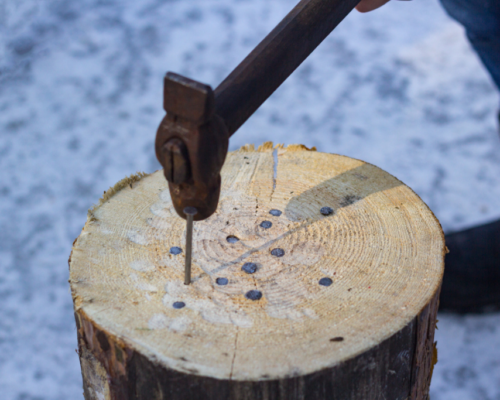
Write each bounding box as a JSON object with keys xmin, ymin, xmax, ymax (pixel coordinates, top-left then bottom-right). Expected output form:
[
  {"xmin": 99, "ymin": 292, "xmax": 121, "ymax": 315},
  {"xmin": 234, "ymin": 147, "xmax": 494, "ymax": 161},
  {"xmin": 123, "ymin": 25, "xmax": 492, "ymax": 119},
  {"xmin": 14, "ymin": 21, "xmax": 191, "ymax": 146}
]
[{"xmin": 229, "ymin": 328, "xmax": 239, "ymax": 380}]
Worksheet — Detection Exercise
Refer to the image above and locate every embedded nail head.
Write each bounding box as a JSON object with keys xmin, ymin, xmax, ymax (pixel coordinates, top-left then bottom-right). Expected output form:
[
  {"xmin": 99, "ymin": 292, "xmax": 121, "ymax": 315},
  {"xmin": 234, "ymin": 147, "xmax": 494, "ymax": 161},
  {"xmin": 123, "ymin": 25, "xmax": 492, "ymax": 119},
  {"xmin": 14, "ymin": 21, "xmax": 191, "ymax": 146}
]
[
  {"xmin": 173, "ymin": 301, "xmax": 186, "ymax": 309},
  {"xmin": 227, "ymin": 235, "xmax": 239, "ymax": 243},
  {"xmin": 271, "ymin": 248, "xmax": 285, "ymax": 257},
  {"xmin": 260, "ymin": 221, "xmax": 272, "ymax": 229},
  {"xmin": 245, "ymin": 290, "xmax": 263, "ymax": 301},
  {"xmin": 242, "ymin": 262, "xmax": 258, "ymax": 274},
  {"xmin": 320, "ymin": 207, "xmax": 334, "ymax": 216},
  {"xmin": 319, "ymin": 277, "xmax": 333, "ymax": 286},
  {"xmin": 216, "ymin": 277, "xmax": 229, "ymax": 286},
  {"xmin": 269, "ymin": 209, "xmax": 282, "ymax": 217},
  {"xmin": 170, "ymin": 246, "xmax": 182, "ymax": 255}
]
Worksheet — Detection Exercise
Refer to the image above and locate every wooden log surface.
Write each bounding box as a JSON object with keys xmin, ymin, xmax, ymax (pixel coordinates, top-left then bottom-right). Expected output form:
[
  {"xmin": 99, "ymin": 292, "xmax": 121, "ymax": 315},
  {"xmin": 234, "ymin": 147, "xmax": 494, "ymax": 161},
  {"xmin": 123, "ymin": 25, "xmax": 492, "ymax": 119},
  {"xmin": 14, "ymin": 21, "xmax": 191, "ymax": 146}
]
[{"xmin": 69, "ymin": 143, "xmax": 445, "ymax": 400}]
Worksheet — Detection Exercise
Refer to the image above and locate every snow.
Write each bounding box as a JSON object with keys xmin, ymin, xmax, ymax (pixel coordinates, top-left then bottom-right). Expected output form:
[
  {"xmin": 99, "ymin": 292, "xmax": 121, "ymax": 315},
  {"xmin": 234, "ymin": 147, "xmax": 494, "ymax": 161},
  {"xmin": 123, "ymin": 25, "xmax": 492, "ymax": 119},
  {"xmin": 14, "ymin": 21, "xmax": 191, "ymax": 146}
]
[{"xmin": 0, "ymin": 0, "xmax": 499, "ymax": 398}]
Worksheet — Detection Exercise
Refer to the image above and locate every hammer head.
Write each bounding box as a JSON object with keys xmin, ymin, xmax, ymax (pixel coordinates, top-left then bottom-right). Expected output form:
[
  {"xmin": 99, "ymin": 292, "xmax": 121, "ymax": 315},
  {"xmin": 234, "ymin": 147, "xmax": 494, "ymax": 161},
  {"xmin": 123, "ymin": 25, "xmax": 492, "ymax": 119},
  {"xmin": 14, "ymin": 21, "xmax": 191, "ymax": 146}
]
[{"xmin": 155, "ymin": 72, "xmax": 229, "ymax": 221}]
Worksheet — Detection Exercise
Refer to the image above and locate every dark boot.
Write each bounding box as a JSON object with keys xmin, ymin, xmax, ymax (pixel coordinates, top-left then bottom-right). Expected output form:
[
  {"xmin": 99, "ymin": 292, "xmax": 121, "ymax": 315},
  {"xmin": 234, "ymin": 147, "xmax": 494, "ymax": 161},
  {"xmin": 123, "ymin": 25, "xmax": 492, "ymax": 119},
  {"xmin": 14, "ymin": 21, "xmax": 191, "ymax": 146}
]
[{"xmin": 440, "ymin": 218, "xmax": 500, "ymax": 313}]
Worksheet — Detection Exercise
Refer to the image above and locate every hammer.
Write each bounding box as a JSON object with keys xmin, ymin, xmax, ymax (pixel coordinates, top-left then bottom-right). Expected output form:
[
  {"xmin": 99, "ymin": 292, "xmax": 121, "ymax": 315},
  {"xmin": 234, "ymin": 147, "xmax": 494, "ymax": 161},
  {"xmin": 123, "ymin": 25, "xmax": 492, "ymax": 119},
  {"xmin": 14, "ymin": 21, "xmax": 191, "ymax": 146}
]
[{"xmin": 155, "ymin": 0, "xmax": 360, "ymax": 282}]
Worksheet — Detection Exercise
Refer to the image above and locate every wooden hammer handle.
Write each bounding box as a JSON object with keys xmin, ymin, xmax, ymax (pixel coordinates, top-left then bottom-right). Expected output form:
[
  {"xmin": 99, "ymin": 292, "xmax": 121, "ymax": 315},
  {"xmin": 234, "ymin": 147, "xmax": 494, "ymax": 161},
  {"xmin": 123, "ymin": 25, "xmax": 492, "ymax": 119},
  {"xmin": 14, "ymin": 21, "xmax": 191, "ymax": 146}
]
[{"xmin": 214, "ymin": 0, "xmax": 360, "ymax": 136}]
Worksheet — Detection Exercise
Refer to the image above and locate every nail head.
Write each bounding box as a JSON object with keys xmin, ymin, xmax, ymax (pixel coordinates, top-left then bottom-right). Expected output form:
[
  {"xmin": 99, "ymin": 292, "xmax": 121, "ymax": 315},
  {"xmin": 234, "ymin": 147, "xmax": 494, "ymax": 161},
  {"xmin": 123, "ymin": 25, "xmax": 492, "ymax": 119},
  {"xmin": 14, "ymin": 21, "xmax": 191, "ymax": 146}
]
[
  {"xmin": 242, "ymin": 262, "xmax": 258, "ymax": 274},
  {"xmin": 319, "ymin": 277, "xmax": 333, "ymax": 286},
  {"xmin": 320, "ymin": 207, "xmax": 334, "ymax": 216},
  {"xmin": 227, "ymin": 235, "xmax": 239, "ymax": 244},
  {"xmin": 245, "ymin": 290, "xmax": 262, "ymax": 301},
  {"xmin": 216, "ymin": 277, "xmax": 229, "ymax": 286},
  {"xmin": 271, "ymin": 248, "xmax": 285, "ymax": 257},
  {"xmin": 184, "ymin": 206, "xmax": 198, "ymax": 216},
  {"xmin": 173, "ymin": 301, "xmax": 186, "ymax": 309},
  {"xmin": 170, "ymin": 246, "xmax": 182, "ymax": 255},
  {"xmin": 269, "ymin": 209, "xmax": 282, "ymax": 217},
  {"xmin": 260, "ymin": 221, "xmax": 272, "ymax": 229}
]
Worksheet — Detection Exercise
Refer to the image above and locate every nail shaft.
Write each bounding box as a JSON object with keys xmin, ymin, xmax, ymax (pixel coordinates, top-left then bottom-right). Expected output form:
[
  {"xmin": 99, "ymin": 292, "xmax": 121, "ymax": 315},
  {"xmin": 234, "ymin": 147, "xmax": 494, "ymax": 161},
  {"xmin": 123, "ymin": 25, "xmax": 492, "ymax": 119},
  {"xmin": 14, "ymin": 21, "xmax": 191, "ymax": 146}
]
[{"xmin": 183, "ymin": 207, "xmax": 197, "ymax": 285}]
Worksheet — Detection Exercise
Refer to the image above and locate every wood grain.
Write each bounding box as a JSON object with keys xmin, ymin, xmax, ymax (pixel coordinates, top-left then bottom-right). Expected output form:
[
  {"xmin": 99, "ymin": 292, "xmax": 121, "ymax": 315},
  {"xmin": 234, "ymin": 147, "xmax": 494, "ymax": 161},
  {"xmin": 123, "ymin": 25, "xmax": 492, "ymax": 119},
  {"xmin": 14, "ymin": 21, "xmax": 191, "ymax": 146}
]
[{"xmin": 70, "ymin": 143, "xmax": 444, "ymax": 399}]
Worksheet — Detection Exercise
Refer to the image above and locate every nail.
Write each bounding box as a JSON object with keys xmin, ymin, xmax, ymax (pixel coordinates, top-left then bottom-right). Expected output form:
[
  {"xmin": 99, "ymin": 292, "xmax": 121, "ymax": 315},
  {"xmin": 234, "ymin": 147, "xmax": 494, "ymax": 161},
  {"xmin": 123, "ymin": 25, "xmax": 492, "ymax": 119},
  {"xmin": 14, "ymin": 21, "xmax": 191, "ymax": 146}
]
[
  {"xmin": 271, "ymin": 248, "xmax": 285, "ymax": 257},
  {"xmin": 320, "ymin": 207, "xmax": 334, "ymax": 216},
  {"xmin": 260, "ymin": 221, "xmax": 272, "ymax": 229},
  {"xmin": 319, "ymin": 277, "xmax": 333, "ymax": 286},
  {"xmin": 227, "ymin": 235, "xmax": 239, "ymax": 243},
  {"xmin": 242, "ymin": 262, "xmax": 258, "ymax": 274},
  {"xmin": 216, "ymin": 277, "xmax": 229, "ymax": 286},
  {"xmin": 173, "ymin": 301, "xmax": 186, "ymax": 309},
  {"xmin": 184, "ymin": 206, "xmax": 197, "ymax": 285},
  {"xmin": 245, "ymin": 290, "xmax": 262, "ymax": 301},
  {"xmin": 170, "ymin": 246, "xmax": 182, "ymax": 255}
]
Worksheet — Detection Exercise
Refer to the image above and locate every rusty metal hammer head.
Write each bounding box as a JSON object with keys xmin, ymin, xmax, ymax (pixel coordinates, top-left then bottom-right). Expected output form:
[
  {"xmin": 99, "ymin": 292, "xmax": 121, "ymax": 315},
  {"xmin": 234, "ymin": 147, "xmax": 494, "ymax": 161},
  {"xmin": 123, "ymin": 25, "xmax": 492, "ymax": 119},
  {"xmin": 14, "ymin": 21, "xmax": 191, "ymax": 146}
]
[
  {"xmin": 155, "ymin": 72, "xmax": 229, "ymax": 221},
  {"xmin": 156, "ymin": 0, "xmax": 363, "ymax": 221}
]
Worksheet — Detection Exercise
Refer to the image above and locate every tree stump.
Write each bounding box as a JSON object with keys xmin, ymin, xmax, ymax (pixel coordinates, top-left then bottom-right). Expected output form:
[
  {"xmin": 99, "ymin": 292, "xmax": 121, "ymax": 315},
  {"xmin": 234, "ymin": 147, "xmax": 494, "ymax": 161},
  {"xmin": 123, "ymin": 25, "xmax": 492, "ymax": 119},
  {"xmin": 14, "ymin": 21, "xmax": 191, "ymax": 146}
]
[{"xmin": 69, "ymin": 143, "xmax": 444, "ymax": 400}]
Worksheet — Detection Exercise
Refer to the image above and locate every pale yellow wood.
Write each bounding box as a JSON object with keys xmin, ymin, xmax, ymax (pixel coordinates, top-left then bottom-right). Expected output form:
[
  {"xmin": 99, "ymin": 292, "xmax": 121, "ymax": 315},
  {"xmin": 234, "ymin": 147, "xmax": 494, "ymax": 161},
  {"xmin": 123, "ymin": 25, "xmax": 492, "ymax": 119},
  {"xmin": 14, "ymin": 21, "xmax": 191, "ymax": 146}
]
[{"xmin": 70, "ymin": 143, "xmax": 444, "ymax": 381}]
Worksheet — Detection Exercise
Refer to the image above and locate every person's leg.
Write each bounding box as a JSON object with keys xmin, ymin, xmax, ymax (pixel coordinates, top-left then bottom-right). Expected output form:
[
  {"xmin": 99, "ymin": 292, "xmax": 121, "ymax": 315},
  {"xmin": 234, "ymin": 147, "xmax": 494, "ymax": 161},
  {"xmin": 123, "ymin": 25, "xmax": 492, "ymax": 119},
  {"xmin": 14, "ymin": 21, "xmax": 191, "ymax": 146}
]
[
  {"xmin": 439, "ymin": 0, "xmax": 500, "ymax": 91},
  {"xmin": 438, "ymin": 0, "xmax": 500, "ymax": 313},
  {"xmin": 440, "ymin": 220, "xmax": 500, "ymax": 313}
]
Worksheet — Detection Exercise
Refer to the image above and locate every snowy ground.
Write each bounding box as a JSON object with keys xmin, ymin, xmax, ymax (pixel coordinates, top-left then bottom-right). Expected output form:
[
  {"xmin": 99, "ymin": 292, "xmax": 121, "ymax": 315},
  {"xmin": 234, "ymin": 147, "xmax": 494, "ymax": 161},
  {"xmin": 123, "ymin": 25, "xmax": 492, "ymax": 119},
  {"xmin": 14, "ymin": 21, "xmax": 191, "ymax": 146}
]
[{"xmin": 0, "ymin": 0, "xmax": 499, "ymax": 399}]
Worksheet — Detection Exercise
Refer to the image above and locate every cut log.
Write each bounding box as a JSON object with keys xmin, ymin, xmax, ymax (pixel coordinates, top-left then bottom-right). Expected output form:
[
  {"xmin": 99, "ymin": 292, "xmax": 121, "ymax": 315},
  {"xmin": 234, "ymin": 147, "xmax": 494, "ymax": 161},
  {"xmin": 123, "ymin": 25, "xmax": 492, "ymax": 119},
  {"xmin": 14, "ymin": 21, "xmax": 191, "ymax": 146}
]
[{"xmin": 69, "ymin": 143, "xmax": 444, "ymax": 400}]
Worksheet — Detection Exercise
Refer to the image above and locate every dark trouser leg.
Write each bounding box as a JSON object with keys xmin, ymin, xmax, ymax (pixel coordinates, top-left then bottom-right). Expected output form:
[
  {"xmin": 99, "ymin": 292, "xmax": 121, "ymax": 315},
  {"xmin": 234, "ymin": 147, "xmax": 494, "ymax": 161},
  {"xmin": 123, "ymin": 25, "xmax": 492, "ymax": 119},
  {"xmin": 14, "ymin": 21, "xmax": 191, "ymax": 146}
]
[
  {"xmin": 438, "ymin": 0, "xmax": 500, "ymax": 313},
  {"xmin": 439, "ymin": 0, "xmax": 500, "ymax": 91},
  {"xmin": 441, "ymin": 220, "xmax": 500, "ymax": 313}
]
